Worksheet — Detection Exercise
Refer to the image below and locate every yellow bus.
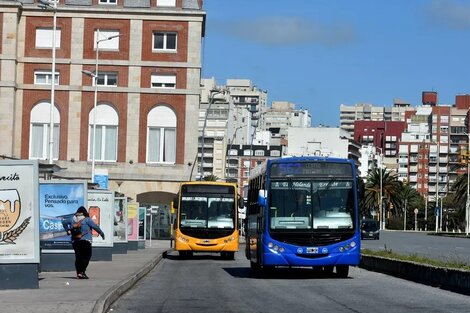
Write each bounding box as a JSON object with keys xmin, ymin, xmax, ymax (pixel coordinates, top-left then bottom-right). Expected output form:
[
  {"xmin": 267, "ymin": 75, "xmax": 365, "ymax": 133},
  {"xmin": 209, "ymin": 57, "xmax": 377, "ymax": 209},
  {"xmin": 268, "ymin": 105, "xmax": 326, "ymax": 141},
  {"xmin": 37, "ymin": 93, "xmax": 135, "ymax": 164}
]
[{"xmin": 173, "ymin": 181, "xmax": 242, "ymax": 259}]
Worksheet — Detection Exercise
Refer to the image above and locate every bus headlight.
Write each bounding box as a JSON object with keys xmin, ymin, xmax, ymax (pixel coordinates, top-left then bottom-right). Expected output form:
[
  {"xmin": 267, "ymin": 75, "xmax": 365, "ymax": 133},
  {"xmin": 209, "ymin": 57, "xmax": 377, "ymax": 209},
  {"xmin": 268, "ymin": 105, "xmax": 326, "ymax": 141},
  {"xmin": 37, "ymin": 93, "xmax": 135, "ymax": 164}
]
[
  {"xmin": 267, "ymin": 242, "xmax": 285, "ymax": 253},
  {"xmin": 224, "ymin": 236, "xmax": 235, "ymax": 243}
]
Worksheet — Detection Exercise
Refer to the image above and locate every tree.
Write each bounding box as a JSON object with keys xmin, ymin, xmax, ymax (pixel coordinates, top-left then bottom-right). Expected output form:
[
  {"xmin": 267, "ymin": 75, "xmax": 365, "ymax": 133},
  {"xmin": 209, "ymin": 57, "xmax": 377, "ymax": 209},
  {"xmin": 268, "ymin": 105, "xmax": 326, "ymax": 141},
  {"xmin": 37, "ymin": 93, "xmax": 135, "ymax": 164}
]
[
  {"xmin": 203, "ymin": 174, "xmax": 219, "ymax": 181},
  {"xmin": 362, "ymin": 167, "xmax": 401, "ymax": 219}
]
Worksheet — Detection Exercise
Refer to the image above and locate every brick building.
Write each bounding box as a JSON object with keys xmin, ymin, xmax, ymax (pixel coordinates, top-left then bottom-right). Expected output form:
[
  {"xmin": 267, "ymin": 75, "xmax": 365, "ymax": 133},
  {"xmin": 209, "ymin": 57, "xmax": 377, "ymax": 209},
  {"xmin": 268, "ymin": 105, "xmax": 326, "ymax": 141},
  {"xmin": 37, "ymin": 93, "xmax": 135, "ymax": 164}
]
[{"xmin": 0, "ymin": 0, "xmax": 205, "ymax": 204}]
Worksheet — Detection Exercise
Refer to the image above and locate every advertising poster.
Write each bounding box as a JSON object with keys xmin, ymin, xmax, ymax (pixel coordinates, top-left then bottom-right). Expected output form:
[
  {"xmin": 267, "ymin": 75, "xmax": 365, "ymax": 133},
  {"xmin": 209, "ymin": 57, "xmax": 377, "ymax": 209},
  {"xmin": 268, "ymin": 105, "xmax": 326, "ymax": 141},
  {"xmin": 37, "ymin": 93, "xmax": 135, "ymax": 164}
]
[
  {"xmin": 88, "ymin": 190, "xmax": 114, "ymax": 247},
  {"xmin": 39, "ymin": 181, "xmax": 87, "ymax": 249},
  {"xmin": 138, "ymin": 207, "xmax": 146, "ymax": 240},
  {"xmin": 113, "ymin": 197, "xmax": 128, "ymax": 243},
  {"xmin": 0, "ymin": 160, "xmax": 39, "ymax": 263},
  {"xmin": 127, "ymin": 203, "xmax": 139, "ymax": 241}
]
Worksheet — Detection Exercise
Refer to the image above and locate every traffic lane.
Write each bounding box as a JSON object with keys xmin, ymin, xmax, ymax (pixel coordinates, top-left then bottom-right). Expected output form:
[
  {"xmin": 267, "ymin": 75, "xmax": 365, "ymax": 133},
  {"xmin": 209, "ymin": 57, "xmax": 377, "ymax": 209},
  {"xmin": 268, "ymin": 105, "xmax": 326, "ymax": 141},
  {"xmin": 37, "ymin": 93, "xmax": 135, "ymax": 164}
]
[
  {"xmin": 361, "ymin": 230, "xmax": 470, "ymax": 264},
  {"xmin": 107, "ymin": 247, "xmax": 470, "ymax": 313}
]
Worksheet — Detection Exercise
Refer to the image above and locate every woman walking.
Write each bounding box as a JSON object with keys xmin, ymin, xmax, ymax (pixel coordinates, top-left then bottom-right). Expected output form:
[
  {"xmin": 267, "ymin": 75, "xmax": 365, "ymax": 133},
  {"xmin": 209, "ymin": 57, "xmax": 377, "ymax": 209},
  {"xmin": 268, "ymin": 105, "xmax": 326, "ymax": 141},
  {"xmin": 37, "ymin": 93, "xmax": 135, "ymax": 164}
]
[{"xmin": 69, "ymin": 206, "xmax": 105, "ymax": 279}]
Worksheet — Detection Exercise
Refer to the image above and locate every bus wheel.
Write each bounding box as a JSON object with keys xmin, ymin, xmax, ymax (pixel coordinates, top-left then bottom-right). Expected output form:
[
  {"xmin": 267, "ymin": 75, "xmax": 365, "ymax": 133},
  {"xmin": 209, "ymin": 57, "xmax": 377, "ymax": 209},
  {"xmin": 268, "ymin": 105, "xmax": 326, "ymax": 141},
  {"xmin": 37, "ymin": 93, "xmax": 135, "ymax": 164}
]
[
  {"xmin": 336, "ymin": 265, "xmax": 349, "ymax": 278},
  {"xmin": 224, "ymin": 252, "xmax": 235, "ymax": 260},
  {"xmin": 250, "ymin": 261, "xmax": 261, "ymax": 273},
  {"xmin": 323, "ymin": 265, "xmax": 334, "ymax": 276},
  {"xmin": 179, "ymin": 251, "xmax": 192, "ymax": 259}
]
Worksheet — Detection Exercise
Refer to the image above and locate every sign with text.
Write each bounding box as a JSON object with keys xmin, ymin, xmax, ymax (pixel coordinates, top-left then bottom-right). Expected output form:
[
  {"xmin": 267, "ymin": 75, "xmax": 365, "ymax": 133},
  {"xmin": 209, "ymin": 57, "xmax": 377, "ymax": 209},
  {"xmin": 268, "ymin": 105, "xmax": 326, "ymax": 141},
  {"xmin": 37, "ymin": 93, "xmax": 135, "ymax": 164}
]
[
  {"xmin": 113, "ymin": 197, "xmax": 128, "ymax": 243},
  {"xmin": 138, "ymin": 207, "xmax": 146, "ymax": 240},
  {"xmin": 39, "ymin": 181, "xmax": 87, "ymax": 249},
  {"xmin": 0, "ymin": 160, "xmax": 39, "ymax": 263},
  {"xmin": 88, "ymin": 190, "xmax": 114, "ymax": 247},
  {"xmin": 127, "ymin": 203, "xmax": 139, "ymax": 241}
]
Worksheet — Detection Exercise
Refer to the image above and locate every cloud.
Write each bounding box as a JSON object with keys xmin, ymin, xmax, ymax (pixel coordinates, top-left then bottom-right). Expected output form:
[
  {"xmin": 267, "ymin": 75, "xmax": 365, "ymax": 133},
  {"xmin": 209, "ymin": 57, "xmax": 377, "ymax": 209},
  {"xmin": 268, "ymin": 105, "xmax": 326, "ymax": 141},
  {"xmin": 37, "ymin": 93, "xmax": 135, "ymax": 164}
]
[
  {"xmin": 424, "ymin": 0, "xmax": 470, "ymax": 29},
  {"xmin": 212, "ymin": 16, "xmax": 356, "ymax": 47}
]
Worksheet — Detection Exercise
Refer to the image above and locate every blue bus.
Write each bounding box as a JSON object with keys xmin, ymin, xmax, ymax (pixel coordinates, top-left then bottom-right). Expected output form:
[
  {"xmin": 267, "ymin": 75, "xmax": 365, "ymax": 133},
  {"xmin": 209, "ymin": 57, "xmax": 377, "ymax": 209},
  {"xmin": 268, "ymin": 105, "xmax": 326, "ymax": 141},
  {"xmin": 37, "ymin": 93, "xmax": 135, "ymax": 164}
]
[{"xmin": 245, "ymin": 156, "xmax": 360, "ymax": 277}]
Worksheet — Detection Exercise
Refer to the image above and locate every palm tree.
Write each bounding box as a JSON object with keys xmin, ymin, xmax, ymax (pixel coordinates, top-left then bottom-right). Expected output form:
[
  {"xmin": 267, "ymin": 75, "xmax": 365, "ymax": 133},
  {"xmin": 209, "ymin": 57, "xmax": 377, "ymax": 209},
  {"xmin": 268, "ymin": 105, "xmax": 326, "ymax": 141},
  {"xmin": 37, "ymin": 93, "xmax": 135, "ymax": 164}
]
[
  {"xmin": 362, "ymin": 167, "xmax": 401, "ymax": 218},
  {"xmin": 449, "ymin": 173, "xmax": 467, "ymax": 228},
  {"xmin": 203, "ymin": 174, "xmax": 219, "ymax": 181},
  {"xmin": 395, "ymin": 182, "xmax": 423, "ymax": 219}
]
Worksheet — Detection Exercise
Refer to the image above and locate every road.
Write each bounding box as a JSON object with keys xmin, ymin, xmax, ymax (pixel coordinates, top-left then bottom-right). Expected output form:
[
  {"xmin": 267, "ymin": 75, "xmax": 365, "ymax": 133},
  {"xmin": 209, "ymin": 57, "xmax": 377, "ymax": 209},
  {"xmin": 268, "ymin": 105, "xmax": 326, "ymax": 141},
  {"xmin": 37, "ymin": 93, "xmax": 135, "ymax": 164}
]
[
  {"xmin": 106, "ymin": 246, "xmax": 470, "ymax": 313},
  {"xmin": 361, "ymin": 230, "xmax": 470, "ymax": 265}
]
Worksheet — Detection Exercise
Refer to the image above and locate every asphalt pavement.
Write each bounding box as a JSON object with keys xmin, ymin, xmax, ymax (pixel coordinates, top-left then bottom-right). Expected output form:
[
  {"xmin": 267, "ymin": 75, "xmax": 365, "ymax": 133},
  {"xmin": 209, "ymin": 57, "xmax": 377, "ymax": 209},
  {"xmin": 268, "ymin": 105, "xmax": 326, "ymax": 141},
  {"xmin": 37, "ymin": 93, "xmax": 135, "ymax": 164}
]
[{"xmin": 0, "ymin": 240, "xmax": 171, "ymax": 313}]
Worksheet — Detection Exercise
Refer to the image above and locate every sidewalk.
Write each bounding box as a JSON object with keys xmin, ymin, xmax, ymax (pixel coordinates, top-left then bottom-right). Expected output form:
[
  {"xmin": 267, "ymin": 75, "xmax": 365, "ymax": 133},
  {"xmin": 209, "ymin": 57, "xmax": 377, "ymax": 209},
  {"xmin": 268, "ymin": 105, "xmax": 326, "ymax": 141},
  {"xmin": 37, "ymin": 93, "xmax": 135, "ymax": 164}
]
[{"xmin": 1, "ymin": 240, "xmax": 171, "ymax": 313}]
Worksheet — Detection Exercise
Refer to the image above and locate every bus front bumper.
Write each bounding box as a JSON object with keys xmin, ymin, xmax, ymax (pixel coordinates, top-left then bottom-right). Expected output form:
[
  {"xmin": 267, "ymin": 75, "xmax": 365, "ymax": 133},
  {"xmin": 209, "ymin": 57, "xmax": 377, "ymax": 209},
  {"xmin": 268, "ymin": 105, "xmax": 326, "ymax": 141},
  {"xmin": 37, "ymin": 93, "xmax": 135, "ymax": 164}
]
[
  {"xmin": 175, "ymin": 233, "xmax": 239, "ymax": 252},
  {"xmin": 262, "ymin": 239, "xmax": 360, "ymax": 267}
]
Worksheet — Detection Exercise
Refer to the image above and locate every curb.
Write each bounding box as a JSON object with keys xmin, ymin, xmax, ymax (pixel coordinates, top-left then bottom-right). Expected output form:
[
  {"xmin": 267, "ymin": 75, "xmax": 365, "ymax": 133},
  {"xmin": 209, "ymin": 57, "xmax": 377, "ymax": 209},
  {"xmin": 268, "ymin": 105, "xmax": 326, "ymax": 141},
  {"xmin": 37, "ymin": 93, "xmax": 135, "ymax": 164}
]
[
  {"xmin": 360, "ymin": 255, "xmax": 470, "ymax": 295},
  {"xmin": 91, "ymin": 249, "xmax": 173, "ymax": 313}
]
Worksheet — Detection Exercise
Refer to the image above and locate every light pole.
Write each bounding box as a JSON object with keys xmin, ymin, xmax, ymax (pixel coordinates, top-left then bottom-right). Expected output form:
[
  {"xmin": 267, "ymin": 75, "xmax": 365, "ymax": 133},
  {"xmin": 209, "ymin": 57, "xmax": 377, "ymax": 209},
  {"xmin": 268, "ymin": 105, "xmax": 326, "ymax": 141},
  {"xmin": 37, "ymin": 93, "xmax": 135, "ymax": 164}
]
[
  {"xmin": 225, "ymin": 125, "xmax": 243, "ymax": 179},
  {"xmin": 376, "ymin": 147, "xmax": 384, "ymax": 230},
  {"xmin": 38, "ymin": 0, "xmax": 57, "ymax": 164},
  {"xmin": 198, "ymin": 89, "xmax": 225, "ymax": 180},
  {"xmin": 436, "ymin": 141, "xmax": 440, "ymax": 233},
  {"xmin": 82, "ymin": 30, "xmax": 121, "ymax": 183},
  {"xmin": 465, "ymin": 132, "xmax": 470, "ymax": 235}
]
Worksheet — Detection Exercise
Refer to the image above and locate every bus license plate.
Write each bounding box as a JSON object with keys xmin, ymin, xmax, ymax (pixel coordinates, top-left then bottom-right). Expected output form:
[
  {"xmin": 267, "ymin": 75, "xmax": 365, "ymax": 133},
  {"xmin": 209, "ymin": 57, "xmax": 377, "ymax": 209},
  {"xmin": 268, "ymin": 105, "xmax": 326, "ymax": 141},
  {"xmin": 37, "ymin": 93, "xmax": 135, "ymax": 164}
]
[{"xmin": 306, "ymin": 247, "xmax": 318, "ymax": 254}]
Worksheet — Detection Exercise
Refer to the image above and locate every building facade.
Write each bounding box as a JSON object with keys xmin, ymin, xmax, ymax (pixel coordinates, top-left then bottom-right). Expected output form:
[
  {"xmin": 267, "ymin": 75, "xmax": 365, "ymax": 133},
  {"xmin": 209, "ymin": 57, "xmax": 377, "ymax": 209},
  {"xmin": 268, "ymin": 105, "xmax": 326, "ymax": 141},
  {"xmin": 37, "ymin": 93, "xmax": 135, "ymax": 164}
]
[
  {"xmin": 340, "ymin": 100, "xmax": 415, "ymax": 136},
  {"xmin": 0, "ymin": 0, "xmax": 205, "ymax": 204}
]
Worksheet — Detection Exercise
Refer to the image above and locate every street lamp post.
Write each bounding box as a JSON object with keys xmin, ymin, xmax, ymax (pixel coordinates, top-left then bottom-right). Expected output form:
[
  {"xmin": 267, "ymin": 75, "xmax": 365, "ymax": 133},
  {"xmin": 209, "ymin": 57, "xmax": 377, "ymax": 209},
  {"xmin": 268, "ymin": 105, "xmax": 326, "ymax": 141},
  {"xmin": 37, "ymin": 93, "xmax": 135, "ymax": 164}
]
[
  {"xmin": 198, "ymin": 89, "xmax": 225, "ymax": 180},
  {"xmin": 436, "ymin": 141, "xmax": 440, "ymax": 233},
  {"xmin": 466, "ymin": 132, "xmax": 470, "ymax": 235},
  {"xmin": 377, "ymin": 147, "xmax": 384, "ymax": 230},
  {"xmin": 225, "ymin": 125, "xmax": 243, "ymax": 179},
  {"xmin": 38, "ymin": 0, "xmax": 57, "ymax": 164},
  {"xmin": 82, "ymin": 30, "xmax": 121, "ymax": 183}
]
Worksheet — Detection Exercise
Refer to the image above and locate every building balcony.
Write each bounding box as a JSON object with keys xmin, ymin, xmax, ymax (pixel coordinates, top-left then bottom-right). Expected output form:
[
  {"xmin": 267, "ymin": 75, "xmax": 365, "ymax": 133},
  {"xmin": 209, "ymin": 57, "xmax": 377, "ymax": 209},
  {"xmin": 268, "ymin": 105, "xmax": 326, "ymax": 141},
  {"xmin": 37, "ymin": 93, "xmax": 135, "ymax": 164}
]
[
  {"xmin": 438, "ymin": 167, "xmax": 447, "ymax": 173},
  {"xmin": 439, "ymin": 157, "xmax": 448, "ymax": 163},
  {"xmin": 398, "ymin": 168, "xmax": 408, "ymax": 174}
]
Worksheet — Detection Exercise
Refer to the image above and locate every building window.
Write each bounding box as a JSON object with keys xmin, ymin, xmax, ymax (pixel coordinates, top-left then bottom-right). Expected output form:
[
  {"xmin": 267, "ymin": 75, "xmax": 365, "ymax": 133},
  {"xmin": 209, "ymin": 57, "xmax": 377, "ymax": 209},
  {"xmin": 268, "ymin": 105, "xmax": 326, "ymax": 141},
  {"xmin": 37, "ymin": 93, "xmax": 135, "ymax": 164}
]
[
  {"xmin": 147, "ymin": 106, "xmax": 177, "ymax": 164},
  {"xmin": 243, "ymin": 150, "xmax": 251, "ymax": 156},
  {"xmin": 95, "ymin": 72, "xmax": 118, "ymax": 87},
  {"xmin": 151, "ymin": 74, "xmax": 176, "ymax": 89},
  {"xmin": 254, "ymin": 150, "xmax": 265, "ymax": 156},
  {"xmin": 34, "ymin": 71, "xmax": 59, "ymax": 85},
  {"xmin": 152, "ymin": 32, "xmax": 177, "ymax": 51},
  {"xmin": 270, "ymin": 150, "xmax": 281, "ymax": 157},
  {"xmin": 30, "ymin": 102, "xmax": 59, "ymax": 160},
  {"xmin": 99, "ymin": 0, "xmax": 117, "ymax": 4},
  {"xmin": 35, "ymin": 28, "xmax": 61, "ymax": 49},
  {"xmin": 88, "ymin": 104, "xmax": 118, "ymax": 162},
  {"xmin": 157, "ymin": 0, "xmax": 176, "ymax": 6},
  {"xmin": 94, "ymin": 30, "xmax": 120, "ymax": 50},
  {"xmin": 228, "ymin": 149, "xmax": 237, "ymax": 156}
]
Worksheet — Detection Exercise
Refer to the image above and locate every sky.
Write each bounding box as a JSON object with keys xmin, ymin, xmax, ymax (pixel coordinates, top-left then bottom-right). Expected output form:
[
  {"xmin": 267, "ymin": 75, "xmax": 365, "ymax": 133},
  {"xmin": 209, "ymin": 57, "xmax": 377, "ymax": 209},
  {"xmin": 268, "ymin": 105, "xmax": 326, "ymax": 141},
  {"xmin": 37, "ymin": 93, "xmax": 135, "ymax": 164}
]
[{"xmin": 202, "ymin": 0, "xmax": 470, "ymax": 127}]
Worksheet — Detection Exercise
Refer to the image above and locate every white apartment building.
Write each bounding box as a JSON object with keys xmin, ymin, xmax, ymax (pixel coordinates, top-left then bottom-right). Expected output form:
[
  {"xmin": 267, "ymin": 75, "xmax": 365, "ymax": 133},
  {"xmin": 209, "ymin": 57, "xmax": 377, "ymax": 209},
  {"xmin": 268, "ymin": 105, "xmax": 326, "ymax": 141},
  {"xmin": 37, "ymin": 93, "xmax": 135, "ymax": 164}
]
[{"xmin": 340, "ymin": 101, "xmax": 415, "ymax": 136}]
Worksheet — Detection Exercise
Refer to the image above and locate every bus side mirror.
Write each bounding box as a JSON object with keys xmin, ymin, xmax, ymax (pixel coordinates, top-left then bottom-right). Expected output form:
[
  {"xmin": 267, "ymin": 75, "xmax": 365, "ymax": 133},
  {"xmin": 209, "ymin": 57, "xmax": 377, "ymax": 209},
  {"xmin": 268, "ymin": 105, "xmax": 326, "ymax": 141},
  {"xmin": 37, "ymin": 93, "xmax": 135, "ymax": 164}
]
[
  {"xmin": 238, "ymin": 196, "xmax": 244, "ymax": 209},
  {"xmin": 258, "ymin": 189, "xmax": 267, "ymax": 207}
]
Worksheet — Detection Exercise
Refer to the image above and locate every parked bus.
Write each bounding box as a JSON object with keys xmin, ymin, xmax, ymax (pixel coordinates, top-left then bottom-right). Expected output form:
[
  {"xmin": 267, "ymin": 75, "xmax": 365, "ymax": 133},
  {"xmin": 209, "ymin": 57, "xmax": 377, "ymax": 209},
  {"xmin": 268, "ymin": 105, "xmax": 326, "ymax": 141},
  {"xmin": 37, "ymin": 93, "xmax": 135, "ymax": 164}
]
[
  {"xmin": 173, "ymin": 181, "xmax": 243, "ymax": 259},
  {"xmin": 245, "ymin": 156, "xmax": 360, "ymax": 277}
]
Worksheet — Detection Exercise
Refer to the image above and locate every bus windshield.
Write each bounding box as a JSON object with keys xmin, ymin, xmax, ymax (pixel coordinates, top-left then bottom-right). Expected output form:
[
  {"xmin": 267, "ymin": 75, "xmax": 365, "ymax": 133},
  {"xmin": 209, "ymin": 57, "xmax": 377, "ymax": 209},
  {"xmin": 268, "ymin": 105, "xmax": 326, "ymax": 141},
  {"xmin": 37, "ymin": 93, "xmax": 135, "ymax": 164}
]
[
  {"xmin": 269, "ymin": 179, "xmax": 354, "ymax": 231},
  {"xmin": 180, "ymin": 196, "xmax": 235, "ymax": 229}
]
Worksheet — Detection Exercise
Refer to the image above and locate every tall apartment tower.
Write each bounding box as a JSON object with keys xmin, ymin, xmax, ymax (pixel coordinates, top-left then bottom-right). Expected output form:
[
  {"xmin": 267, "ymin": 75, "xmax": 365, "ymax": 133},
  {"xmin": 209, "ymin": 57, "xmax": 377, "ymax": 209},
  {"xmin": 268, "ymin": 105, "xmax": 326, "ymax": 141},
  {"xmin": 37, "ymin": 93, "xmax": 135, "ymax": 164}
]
[
  {"xmin": 0, "ymin": 0, "xmax": 205, "ymax": 204},
  {"xmin": 340, "ymin": 101, "xmax": 415, "ymax": 136},
  {"xmin": 260, "ymin": 101, "xmax": 311, "ymax": 147},
  {"xmin": 399, "ymin": 102, "xmax": 469, "ymax": 206},
  {"xmin": 198, "ymin": 78, "xmax": 268, "ymax": 180}
]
